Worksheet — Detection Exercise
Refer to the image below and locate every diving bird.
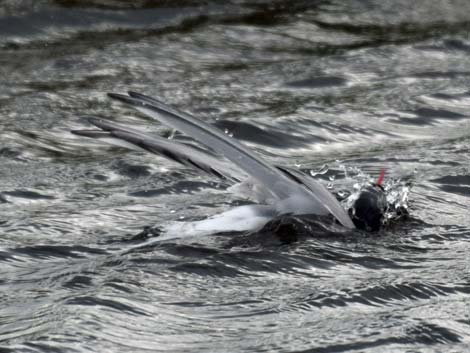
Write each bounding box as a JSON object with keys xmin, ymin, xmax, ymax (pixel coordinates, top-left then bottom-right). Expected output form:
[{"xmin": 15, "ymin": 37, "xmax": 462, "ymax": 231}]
[{"xmin": 72, "ymin": 92, "xmax": 389, "ymax": 241}]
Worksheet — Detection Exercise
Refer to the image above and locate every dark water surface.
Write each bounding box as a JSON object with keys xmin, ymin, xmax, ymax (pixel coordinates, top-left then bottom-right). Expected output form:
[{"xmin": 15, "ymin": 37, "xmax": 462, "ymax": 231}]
[{"xmin": 1, "ymin": 1, "xmax": 469, "ymax": 352}]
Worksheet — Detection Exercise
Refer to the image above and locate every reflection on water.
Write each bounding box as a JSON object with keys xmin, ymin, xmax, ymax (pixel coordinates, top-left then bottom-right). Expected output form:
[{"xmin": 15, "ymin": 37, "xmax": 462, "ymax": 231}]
[{"xmin": 0, "ymin": 1, "xmax": 469, "ymax": 352}]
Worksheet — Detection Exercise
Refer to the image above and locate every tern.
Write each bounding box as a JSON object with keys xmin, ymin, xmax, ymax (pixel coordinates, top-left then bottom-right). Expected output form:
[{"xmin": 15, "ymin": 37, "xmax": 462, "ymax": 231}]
[{"xmin": 73, "ymin": 92, "xmax": 365, "ymax": 242}]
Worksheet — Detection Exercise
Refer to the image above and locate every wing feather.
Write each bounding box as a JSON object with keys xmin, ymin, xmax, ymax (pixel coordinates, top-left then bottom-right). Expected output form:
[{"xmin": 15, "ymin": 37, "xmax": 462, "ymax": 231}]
[
  {"xmin": 72, "ymin": 117, "xmax": 244, "ymax": 182},
  {"xmin": 106, "ymin": 92, "xmax": 354, "ymax": 229}
]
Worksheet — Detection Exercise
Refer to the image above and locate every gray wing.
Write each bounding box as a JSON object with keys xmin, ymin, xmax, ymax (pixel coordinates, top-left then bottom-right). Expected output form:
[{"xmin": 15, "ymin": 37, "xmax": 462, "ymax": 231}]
[
  {"xmin": 72, "ymin": 117, "xmax": 245, "ymax": 183},
  {"xmin": 108, "ymin": 92, "xmax": 298, "ymax": 201},
  {"xmin": 106, "ymin": 91, "xmax": 355, "ymax": 229},
  {"xmin": 276, "ymin": 167, "xmax": 355, "ymax": 229}
]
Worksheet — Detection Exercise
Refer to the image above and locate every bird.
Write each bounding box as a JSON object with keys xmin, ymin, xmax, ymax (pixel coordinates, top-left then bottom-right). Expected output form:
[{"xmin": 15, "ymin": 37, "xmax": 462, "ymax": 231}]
[{"xmin": 72, "ymin": 91, "xmax": 377, "ymax": 243}]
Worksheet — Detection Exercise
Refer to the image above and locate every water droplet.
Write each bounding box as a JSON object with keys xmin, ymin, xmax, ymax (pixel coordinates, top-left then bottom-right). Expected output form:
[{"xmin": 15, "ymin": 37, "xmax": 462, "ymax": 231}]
[
  {"xmin": 223, "ymin": 128, "xmax": 234, "ymax": 137},
  {"xmin": 310, "ymin": 164, "xmax": 328, "ymax": 176}
]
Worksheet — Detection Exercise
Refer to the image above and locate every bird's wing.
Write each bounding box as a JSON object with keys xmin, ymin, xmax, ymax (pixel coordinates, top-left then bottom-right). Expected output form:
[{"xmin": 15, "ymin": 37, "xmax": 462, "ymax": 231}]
[
  {"xmin": 276, "ymin": 167, "xmax": 355, "ymax": 229},
  {"xmin": 106, "ymin": 91, "xmax": 355, "ymax": 229},
  {"xmin": 72, "ymin": 117, "xmax": 245, "ymax": 183}
]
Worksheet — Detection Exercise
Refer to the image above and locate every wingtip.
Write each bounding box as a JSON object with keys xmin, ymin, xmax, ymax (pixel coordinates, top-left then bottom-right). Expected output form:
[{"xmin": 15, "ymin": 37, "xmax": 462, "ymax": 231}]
[
  {"xmin": 108, "ymin": 92, "xmax": 130, "ymax": 101},
  {"xmin": 127, "ymin": 91, "xmax": 148, "ymax": 101}
]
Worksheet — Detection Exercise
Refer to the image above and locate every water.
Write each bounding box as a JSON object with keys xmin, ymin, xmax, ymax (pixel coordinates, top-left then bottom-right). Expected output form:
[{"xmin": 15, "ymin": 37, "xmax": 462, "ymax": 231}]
[{"xmin": 1, "ymin": 1, "xmax": 469, "ymax": 352}]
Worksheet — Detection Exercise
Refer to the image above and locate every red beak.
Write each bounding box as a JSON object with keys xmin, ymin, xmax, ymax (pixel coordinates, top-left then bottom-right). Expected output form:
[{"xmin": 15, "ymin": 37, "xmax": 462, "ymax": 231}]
[{"xmin": 376, "ymin": 168, "xmax": 385, "ymax": 186}]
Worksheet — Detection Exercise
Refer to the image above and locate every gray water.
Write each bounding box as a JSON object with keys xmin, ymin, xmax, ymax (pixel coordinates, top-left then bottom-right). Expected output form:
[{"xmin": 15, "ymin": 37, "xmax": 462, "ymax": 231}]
[{"xmin": 1, "ymin": 1, "xmax": 469, "ymax": 352}]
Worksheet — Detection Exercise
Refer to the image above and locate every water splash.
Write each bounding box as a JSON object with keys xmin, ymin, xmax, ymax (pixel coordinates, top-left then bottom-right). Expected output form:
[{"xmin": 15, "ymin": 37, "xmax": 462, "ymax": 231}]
[
  {"xmin": 383, "ymin": 178, "xmax": 412, "ymax": 222},
  {"xmin": 310, "ymin": 164, "xmax": 329, "ymax": 177},
  {"xmin": 333, "ymin": 163, "xmax": 413, "ymax": 226}
]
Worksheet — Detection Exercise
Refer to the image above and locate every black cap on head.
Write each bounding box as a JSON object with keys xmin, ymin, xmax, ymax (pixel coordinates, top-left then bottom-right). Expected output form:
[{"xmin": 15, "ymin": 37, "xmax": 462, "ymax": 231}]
[{"xmin": 349, "ymin": 184, "xmax": 387, "ymax": 232}]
